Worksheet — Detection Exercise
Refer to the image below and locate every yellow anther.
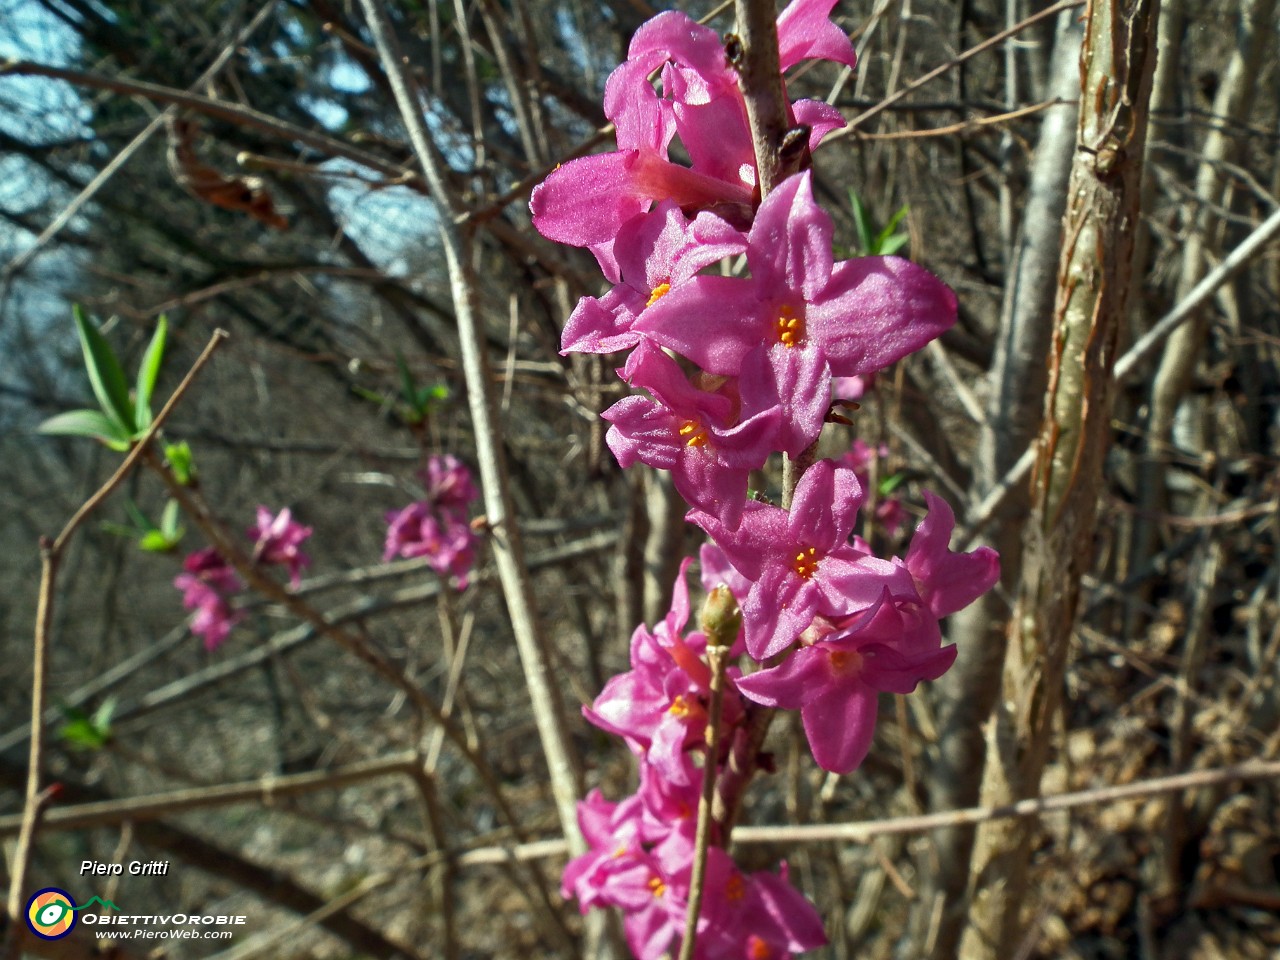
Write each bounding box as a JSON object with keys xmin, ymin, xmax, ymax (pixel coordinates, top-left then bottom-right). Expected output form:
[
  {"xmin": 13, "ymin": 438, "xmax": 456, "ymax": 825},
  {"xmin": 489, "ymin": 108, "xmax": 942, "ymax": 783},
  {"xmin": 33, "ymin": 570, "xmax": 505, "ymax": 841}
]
[
  {"xmin": 649, "ymin": 876, "xmax": 667, "ymax": 898},
  {"xmin": 791, "ymin": 545, "xmax": 819, "ymax": 579},
  {"xmin": 775, "ymin": 304, "xmax": 806, "ymax": 348},
  {"xmin": 646, "ymin": 281, "xmax": 671, "ymax": 307},
  {"xmin": 678, "ymin": 420, "xmax": 709, "ymax": 447},
  {"xmin": 668, "ymin": 695, "xmax": 690, "ymax": 717}
]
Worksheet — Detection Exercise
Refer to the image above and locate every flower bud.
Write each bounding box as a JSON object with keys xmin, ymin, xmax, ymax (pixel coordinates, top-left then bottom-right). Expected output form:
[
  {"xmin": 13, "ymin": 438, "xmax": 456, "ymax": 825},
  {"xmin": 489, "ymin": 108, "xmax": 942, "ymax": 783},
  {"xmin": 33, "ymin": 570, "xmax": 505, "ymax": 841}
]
[{"xmin": 700, "ymin": 585, "xmax": 741, "ymax": 649}]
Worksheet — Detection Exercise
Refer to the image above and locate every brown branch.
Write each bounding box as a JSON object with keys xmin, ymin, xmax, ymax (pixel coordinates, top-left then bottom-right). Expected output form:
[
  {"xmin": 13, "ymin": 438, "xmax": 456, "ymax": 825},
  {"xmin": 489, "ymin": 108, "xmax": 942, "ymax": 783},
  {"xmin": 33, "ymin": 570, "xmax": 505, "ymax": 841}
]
[
  {"xmin": 850, "ymin": 98, "xmax": 1071, "ymax": 141},
  {"xmin": 0, "ymin": 61, "xmax": 418, "ymax": 188},
  {"xmin": 832, "ymin": 0, "xmax": 1087, "ymax": 137},
  {"xmin": 442, "ymin": 758, "xmax": 1280, "ymax": 862},
  {"xmin": 3, "ymin": 329, "xmax": 228, "ymax": 960},
  {"xmin": 0, "ymin": 753, "xmax": 418, "ymax": 835}
]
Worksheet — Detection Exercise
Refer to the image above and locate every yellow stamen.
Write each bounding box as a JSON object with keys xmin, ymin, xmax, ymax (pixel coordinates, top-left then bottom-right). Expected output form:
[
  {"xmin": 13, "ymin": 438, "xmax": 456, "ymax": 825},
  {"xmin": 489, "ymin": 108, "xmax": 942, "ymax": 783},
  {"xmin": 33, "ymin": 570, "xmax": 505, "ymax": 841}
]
[
  {"xmin": 775, "ymin": 304, "xmax": 805, "ymax": 348},
  {"xmin": 646, "ymin": 281, "xmax": 671, "ymax": 307},
  {"xmin": 791, "ymin": 545, "xmax": 819, "ymax": 579},
  {"xmin": 649, "ymin": 876, "xmax": 667, "ymax": 898},
  {"xmin": 668, "ymin": 695, "xmax": 690, "ymax": 717},
  {"xmin": 677, "ymin": 420, "xmax": 709, "ymax": 447}
]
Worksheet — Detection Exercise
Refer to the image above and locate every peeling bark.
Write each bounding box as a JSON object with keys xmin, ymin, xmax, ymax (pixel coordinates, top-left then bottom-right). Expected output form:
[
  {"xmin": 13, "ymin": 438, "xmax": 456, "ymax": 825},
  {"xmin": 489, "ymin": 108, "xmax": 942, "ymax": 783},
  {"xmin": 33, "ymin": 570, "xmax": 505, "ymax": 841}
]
[{"xmin": 958, "ymin": 1, "xmax": 1160, "ymax": 956}]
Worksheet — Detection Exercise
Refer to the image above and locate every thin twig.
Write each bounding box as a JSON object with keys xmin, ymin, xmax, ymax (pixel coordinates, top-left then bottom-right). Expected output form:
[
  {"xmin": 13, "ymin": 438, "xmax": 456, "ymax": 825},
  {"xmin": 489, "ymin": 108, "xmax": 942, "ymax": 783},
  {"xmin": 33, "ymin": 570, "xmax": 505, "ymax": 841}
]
[
  {"xmin": 145, "ymin": 449, "xmax": 576, "ymax": 952},
  {"xmin": 852, "ymin": 98, "xmax": 1070, "ymax": 141},
  {"xmin": 354, "ymin": 0, "xmax": 587, "ymax": 861},
  {"xmin": 1115, "ymin": 201, "xmax": 1280, "ymax": 382},
  {"xmin": 0, "ymin": 2, "xmax": 280, "ymax": 281},
  {"xmin": 0, "ymin": 61, "xmax": 417, "ymax": 188},
  {"xmin": 832, "ymin": 0, "xmax": 1086, "ymax": 137},
  {"xmin": 441, "ymin": 758, "xmax": 1280, "ymax": 863},
  {"xmin": 677, "ymin": 645, "xmax": 729, "ymax": 960},
  {"xmin": 0, "ymin": 752, "xmax": 418, "ymax": 835},
  {"xmin": 3, "ymin": 328, "xmax": 228, "ymax": 960}
]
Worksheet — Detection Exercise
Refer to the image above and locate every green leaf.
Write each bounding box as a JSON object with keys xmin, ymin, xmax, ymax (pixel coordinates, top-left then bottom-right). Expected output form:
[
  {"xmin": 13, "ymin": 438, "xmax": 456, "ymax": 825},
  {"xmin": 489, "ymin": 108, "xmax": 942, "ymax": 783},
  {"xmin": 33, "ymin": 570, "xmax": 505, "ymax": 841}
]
[
  {"xmin": 37, "ymin": 409, "xmax": 131, "ymax": 446},
  {"xmin": 873, "ymin": 205, "xmax": 911, "ymax": 256},
  {"xmin": 877, "ymin": 234, "xmax": 910, "ymax": 257},
  {"xmin": 92, "ymin": 696, "xmax": 117, "ymax": 730},
  {"xmin": 877, "ymin": 205, "xmax": 909, "ymax": 243},
  {"xmin": 139, "ymin": 530, "xmax": 177, "ymax": 552},
  {"xmin": 124, "ymin": 499, "xmax": 157, "ymax": 534},
  {"xmin": 58, "ymin": 701, "xmax": 112, "ymax": 750},
  {"xmin": 417, "ymin": 384, "xmax": 449, "ymax": 407},
  {"xmin": 164, "ymin": 441, "xmax": 196, "ymax": 485},
  {"xmin": 73, "ymin": 305, "xmax": 134, "ymax": 433},
  {"xmin": 878, "ymin": 473, "xmax": 907, "ymax": 496},
  {"xmin": 160, "ymin": 499, "xmax": 182, "ymax": 538},
  {"xmin": 848, "ymin": 189, "xmax": 875, "ymax": 256},
  {"xmin": 133, "ymin": 315, "xmax": 168, "ymax": 433}
]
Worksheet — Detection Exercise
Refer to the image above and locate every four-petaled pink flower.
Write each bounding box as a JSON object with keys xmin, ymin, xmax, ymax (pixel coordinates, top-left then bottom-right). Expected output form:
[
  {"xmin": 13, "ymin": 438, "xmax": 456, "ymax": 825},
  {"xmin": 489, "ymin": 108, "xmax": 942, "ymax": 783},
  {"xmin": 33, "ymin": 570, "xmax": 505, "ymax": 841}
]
[
  {"xmin": 248, "ymin": 506, "xmax": 312, "ymax": 587},
  {"xmin": 638, "ymin": 172, "xmax": 957, "ymax": 457},
  {"xmin": 690, "ymin": 459, "xmax": 915, "ymax": 660}
]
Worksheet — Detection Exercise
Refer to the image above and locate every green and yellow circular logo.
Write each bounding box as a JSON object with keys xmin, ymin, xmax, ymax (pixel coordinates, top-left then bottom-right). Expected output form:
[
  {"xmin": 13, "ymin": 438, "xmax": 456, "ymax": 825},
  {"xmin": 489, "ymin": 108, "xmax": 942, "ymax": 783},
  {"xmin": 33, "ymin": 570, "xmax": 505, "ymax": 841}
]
[{"xmin": 26, "ymin": 888, "xmax": 77, "ymax": 940}]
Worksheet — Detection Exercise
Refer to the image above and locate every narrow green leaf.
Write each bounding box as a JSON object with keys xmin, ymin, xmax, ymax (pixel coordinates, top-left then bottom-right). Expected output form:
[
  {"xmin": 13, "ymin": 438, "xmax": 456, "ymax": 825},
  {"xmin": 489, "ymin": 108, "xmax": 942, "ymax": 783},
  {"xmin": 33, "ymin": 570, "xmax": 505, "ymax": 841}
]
[
  {"xmin": 848, "ymin": 190, "xmax": 875, "ymax": 256},
  {"xmin": 93, "ymin": 696, "xmax": 117, "ymax": 730},
  {"xmin": 160, "ymin": 499, "xmax": 182, "ymax": 538},
  {"xmin": 37, "ymin": 409, "xmax": 129, "ymax": 445},
  {"xmin": 878, "ymin": 205, "xmax": 910, "ymax": 243},
  {"xmin": 878, "ymin": 473, "xmax": 907, "ymax": 496},
  {"xmin": 133, "ymin": 315, "xmax": 168, "ymax": 433},
  {"xmin": 73, "ymin": 305, "xmax": 134, "ymax": 432},
  {"xmin": 124, "ymin": 499, "xmax": 157, "ymax": 533},
  {"xmin": 878, "ymin": 234, "xmax": 910, "ymax": 257}
]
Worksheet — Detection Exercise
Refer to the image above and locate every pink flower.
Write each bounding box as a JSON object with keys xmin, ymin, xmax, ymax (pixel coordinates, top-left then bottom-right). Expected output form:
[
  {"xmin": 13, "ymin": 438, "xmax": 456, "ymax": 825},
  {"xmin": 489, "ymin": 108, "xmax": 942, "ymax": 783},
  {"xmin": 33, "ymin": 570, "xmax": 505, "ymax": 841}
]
[
  {"xmin": 419, "ymin": 454, "xmax": 478, "ymax": 511},
  {"xmin": 736, "ymin": 590, "xmax": 956, "ymax": 773},
  {"xmin": 531, "ymin": 1, "xmax": 855, "ymax": 279},
  {"xmin": 905, "ymin": 491, "xmax": 1001, "ymax": 616},
  {"xmin": 603, "ymin": 341, "xmax": 781, "ymax": 527},
  {"xmin": 584, "ymin": 558, "xmax": 745, "ymax": 784},
  {"xmin": 174, "ymin": 547, "xmax": 243, "ymax": 651},
  {"xmin": 383, "ymin": 456, "xmax": 481, "ymax": 589},
  {"xmin": 561, "ymin": 202, "xmax": 747, "ymax": 355},
  {"xmin": 383, "ymin": 501, "xmax": 476, "ymax": 589},
  {"xmin": 637, "ymin": 172, "xmax": 957, "ymax": 455},
  {"xmin": 690, "ymin": 459, "xmax": 915, "ymax": 660},
  {"xmin": 248, "ymin": 506, "xmax": 312, "ymax": 586},
  {"xmin": 697, "ymin": 856, "xmax": 828, "ymax": 959}
]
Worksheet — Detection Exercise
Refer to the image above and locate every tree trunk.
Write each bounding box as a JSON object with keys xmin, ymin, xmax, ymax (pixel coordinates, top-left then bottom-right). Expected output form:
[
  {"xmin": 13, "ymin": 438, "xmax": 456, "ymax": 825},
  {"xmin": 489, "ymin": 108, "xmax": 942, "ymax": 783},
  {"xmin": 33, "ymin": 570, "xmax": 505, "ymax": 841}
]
[
  {"xmin": 958, "ymin": 2, "xmax": 1160, "ymax": 956},
  {"xmin": 920, "ymin": 14, "xmax": 1081, "ymax": 957}
]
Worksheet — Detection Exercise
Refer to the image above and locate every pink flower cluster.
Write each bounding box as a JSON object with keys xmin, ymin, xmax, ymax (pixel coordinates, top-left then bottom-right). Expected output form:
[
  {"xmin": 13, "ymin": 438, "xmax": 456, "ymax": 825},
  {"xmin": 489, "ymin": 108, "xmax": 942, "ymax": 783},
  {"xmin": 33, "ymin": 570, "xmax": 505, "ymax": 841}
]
[
  {"xmin": 534, "ymin": 0, "xmax": 1000, "ymax": 953},
  {"xmin": 566, "ymin": 560, "xmax": 825, "ymax": 960},
  {"xmin": 174, "ymin": 507, "xmax": 312, "ymax": 650},
  {"xmin": 383, "ymin": 454, "xmax": 479, "ymax": 589},
  {"xmin": 174, "ymin": 547, "xmax": 243, "ymax": 651}
]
